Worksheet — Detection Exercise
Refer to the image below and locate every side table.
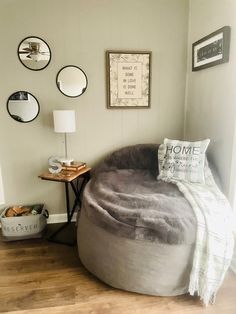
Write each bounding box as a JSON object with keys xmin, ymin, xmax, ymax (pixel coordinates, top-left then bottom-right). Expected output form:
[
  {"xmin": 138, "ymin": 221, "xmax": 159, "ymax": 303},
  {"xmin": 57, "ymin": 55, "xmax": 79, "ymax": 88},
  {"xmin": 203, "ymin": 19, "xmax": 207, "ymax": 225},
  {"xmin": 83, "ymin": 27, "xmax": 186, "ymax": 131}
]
[{"xmin": 39, "ymin": 166, "xmax": 91, "ymax": 245}]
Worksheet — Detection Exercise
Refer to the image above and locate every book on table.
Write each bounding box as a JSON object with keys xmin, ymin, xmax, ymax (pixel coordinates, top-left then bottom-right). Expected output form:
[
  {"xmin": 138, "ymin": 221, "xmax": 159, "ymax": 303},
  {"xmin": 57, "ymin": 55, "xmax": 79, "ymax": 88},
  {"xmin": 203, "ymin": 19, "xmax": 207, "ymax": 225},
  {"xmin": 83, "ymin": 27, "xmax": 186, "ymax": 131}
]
[{"xmin": 62, "ymin": 161, "xmax": 86, "ymax": 172}]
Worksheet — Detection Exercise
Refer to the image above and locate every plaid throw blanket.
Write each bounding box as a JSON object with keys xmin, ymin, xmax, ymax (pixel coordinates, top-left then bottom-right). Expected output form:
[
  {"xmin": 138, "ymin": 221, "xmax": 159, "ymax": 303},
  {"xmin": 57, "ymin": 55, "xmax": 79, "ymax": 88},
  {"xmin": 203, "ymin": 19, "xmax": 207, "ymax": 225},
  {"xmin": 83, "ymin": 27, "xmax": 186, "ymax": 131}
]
[{"xmin": 159, "ymin": 159, "xmax": 234, "ymax": 305}]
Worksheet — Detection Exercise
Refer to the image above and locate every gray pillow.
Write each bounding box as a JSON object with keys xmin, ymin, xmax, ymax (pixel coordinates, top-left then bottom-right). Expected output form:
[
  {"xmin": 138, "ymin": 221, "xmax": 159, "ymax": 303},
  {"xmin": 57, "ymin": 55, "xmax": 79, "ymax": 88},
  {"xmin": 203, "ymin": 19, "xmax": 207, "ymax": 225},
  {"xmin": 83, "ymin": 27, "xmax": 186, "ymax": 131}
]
[{"xmin": 158, "ymin": 138, "xmax": 210, "ymax": 183}]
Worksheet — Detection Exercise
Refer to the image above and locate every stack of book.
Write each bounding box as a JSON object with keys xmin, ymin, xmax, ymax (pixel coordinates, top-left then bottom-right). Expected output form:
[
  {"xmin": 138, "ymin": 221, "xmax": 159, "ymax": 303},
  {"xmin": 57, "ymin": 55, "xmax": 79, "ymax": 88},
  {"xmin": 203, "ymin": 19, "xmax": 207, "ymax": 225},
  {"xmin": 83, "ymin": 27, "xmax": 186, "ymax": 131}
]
[{"xmin": 62, "ymin": 161, "xmax": 86, "ymax": 172}]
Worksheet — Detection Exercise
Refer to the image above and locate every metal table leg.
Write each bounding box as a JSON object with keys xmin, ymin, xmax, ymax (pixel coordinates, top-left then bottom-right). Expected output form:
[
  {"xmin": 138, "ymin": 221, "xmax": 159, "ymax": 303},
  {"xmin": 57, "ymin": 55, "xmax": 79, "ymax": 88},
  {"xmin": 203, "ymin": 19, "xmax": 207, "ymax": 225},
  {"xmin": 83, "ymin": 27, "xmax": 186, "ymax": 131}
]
[{"xmin": 48, "ymin": 174, "xmax": 89, "ymax": 245}]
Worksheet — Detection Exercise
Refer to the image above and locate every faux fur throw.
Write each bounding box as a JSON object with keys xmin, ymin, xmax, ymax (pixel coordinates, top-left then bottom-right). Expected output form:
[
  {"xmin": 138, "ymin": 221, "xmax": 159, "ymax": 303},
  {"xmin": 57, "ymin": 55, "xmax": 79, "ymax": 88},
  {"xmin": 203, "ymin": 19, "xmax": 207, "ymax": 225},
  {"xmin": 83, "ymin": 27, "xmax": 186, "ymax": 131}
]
[{"xmin": 83, "ymin": 144, "xmax": 197, "ymax": 245}]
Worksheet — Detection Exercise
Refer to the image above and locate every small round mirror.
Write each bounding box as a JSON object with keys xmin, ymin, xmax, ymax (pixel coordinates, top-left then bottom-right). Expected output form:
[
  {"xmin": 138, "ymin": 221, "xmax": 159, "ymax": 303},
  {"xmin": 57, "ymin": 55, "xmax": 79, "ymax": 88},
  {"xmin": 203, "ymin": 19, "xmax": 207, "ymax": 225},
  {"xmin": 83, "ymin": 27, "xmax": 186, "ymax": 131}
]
[
  {"xmin": 7, "ymin": 91, "xmax": 40, "ymax": 123},
  {"xmin": 18, "ymin": 36, "xmax": 51, "ymax": 71},
  {"xmin": 56, "ymin": 65, "xmax": 88, "ymax": 97}
]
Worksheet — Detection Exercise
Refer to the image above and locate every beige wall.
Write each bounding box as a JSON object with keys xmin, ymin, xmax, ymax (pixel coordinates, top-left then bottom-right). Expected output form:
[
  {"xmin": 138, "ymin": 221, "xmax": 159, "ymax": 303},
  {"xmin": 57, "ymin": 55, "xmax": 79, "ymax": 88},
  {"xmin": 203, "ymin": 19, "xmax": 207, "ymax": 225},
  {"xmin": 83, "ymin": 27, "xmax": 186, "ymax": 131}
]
[
  {"xmin": 185, "ymin": 0, "xmax": 236, "ymax": 201},
  {"xmin": 0, "ymin": 0, "xmax": 189, "ymax": 214}
]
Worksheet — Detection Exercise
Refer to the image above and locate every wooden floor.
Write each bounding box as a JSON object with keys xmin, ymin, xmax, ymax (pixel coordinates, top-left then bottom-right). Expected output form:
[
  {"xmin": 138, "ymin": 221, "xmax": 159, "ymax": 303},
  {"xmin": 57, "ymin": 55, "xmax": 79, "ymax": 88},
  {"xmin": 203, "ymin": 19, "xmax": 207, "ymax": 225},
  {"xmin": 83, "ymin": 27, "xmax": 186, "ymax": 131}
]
[{"xmin": 0, "ymin": 225, "xmax": 236, "ymax": 314}]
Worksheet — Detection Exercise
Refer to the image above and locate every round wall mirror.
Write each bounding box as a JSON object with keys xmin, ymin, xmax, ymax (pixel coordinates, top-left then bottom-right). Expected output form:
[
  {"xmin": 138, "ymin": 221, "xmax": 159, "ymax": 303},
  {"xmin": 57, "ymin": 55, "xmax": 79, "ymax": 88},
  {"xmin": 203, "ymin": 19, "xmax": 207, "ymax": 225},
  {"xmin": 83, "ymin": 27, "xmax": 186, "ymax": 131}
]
[
  {"xmin": 7, "ymin": 91, "xmax": 40, "ymax": 123},
  {"xmin": 17, "ymin": 36, "xmax": 51, "ymax": 71},
  {"xmin": 56, "ymin": 65, "xmax": 88, "ymax": 97}
]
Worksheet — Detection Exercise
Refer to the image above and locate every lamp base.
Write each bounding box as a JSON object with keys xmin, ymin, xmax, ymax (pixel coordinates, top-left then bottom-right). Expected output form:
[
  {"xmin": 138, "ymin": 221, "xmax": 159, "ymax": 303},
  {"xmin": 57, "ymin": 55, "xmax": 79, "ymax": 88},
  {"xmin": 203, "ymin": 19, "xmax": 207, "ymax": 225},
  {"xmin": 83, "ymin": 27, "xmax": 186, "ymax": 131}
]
[{"xmin": 58, "ymin": 157, "xmax": 74, "ymax": 166}]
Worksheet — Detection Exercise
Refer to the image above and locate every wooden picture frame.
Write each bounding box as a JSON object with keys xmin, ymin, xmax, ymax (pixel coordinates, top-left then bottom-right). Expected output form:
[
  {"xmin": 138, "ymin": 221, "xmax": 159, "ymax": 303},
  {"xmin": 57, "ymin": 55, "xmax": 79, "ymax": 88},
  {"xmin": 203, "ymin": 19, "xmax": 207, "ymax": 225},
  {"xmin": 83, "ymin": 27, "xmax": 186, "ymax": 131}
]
[
  {"xmin": 106, "ymin": 51, "xmax": 151, "ymax": 109},
  {"xmin": 192, "ymin": 26, "xmax": 230, "ymax": 71}
]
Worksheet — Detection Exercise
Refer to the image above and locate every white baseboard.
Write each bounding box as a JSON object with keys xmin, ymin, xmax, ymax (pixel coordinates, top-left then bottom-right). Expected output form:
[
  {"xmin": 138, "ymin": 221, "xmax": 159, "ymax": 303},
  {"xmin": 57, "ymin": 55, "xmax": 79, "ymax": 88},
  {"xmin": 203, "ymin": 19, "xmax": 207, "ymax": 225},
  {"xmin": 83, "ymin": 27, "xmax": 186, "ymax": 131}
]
[
  {"xmin": 47, "ymin": 213, "xmax": 77, "ymax": 224},
  {"xmin": 0, "ymin": 213, "xmax": 77, "ymax": 228}
]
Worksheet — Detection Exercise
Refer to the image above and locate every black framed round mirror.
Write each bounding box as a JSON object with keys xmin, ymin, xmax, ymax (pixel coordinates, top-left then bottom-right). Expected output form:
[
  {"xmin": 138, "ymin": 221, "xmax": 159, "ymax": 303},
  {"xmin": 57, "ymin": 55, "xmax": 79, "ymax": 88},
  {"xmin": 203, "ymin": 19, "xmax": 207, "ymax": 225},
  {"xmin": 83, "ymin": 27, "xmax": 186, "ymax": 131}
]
[
  {"xmin": 56, "ymin": 65, "xmax": 88, "ymax": 97},
  {"xmin": 17, "ymin": 36, "xmax": 51, "ymax": 71},
  {"xmin": 7, "ymin": 91, "xmax": 40, "ymax": 123}
]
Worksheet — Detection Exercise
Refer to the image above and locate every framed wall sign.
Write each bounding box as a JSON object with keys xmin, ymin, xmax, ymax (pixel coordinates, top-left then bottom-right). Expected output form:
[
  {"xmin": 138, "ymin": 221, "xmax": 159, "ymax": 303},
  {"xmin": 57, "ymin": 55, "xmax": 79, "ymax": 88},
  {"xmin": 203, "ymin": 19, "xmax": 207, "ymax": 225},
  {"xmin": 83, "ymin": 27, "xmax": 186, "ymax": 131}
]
[
  {"xmin": 106, "ymin": 51, "xmax": 151, "ymax": 108},
  {"xmin": 192, "ymin": 26, "xmax": 230, "ymax": 71}
]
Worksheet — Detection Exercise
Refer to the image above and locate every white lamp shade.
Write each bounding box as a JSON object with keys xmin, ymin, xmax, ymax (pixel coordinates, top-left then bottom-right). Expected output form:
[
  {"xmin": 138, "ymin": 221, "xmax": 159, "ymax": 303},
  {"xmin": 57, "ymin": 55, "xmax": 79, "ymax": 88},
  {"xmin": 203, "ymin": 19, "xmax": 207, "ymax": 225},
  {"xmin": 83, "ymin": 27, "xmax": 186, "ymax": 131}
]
[
  {"xmin": 0, "ymin": 166, "xmax": 5, "ymax": 205},
  {"xmin": 53, "ymin": 110, "xmax": 76, "ymax": 133}
]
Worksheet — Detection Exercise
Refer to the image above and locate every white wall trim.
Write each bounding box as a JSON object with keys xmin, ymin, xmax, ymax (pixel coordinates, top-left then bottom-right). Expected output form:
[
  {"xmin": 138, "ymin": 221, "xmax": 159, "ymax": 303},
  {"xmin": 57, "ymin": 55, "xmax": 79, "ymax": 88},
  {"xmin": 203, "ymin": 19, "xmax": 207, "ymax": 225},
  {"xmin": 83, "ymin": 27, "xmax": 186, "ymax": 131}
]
[
  {"xmin": 183, "ymin": 0, "xmax": 191, "ymax": 140},
  {"xmin": 47, "ymin": 213, "xmax": 77, "ymax": 224},
  {"xmin": 0, "ymin": 213, "xmax": 77, "ymax": 228}
]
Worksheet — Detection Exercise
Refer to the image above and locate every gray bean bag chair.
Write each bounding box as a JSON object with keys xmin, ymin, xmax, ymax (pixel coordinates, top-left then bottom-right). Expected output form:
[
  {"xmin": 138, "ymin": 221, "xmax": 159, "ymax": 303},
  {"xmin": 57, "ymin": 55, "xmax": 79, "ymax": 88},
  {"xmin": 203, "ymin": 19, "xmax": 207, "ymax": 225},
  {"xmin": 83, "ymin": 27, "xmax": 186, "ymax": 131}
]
[{"xmin": 77, "ymin": 144, "xmax": 196, "ymax": 296}]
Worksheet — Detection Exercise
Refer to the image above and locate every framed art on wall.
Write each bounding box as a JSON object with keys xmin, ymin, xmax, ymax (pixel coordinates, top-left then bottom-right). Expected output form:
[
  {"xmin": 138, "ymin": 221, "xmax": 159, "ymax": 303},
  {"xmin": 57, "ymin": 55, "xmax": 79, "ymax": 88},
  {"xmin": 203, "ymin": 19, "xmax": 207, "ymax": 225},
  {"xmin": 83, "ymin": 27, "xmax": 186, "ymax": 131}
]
[
  {"xmin": 192, "ymin": 26, "xmax": 230, "ymax": 71},
  {"xmin": 106, "ymin": 51, "xmax": 151, "ymax": 108}
]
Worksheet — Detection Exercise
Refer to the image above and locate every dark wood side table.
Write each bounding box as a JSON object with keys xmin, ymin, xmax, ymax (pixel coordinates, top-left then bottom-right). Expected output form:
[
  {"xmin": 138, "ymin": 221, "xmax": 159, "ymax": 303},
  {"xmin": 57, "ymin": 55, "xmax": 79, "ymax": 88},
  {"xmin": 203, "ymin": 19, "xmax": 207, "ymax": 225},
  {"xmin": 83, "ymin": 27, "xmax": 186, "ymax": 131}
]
[{"xmin": 39, "ymin": 166, "xmax": 91, "ymax": 245}]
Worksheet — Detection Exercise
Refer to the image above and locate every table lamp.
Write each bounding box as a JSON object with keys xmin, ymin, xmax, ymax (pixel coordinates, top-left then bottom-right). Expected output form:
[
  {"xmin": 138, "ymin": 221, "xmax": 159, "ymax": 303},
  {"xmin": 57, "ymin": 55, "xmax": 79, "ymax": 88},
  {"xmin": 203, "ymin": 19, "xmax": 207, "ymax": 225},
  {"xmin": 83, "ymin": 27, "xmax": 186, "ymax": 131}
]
[
  {"xmin": 0, "ymin": 166, "xmax": 5, "ymax": 205},
  {"xmin": 53, "ymin": 110, "xmax": 76, "ymax": 165}
]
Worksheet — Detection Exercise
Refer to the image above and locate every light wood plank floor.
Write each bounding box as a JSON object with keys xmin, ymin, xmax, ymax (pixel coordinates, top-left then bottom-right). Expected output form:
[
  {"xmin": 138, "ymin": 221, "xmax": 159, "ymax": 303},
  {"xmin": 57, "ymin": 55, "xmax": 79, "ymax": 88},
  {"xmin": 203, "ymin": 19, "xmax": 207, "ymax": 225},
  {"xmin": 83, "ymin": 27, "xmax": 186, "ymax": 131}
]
[{"xmin": 0, "ymin": 226, "xmax": 236, "ymax": 314}]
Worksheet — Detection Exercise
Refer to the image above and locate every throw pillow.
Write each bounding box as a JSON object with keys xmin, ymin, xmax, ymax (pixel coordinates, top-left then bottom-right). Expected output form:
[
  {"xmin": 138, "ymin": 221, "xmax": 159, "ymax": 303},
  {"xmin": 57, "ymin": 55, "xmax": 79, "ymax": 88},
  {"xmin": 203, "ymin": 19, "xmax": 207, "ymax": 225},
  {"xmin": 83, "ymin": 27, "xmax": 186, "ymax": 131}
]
[{"xmin": 157, "ymin": 138, "xmax": 210, "ymax": 183}]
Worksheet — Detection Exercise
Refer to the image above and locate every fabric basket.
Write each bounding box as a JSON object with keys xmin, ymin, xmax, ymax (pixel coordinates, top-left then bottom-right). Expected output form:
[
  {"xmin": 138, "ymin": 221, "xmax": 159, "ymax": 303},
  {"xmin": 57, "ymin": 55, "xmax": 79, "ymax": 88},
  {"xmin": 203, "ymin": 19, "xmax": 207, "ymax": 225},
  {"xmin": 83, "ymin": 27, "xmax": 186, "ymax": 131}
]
[{"xmin": 0, "ymin": 204, "xmax": 48, "ymax": 241}]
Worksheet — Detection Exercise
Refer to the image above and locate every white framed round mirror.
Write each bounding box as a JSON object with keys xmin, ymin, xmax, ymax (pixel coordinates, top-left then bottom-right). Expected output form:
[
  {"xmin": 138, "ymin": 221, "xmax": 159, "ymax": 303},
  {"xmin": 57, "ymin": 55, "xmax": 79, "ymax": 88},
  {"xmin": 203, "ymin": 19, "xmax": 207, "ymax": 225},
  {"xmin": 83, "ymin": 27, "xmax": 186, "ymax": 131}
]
[
  {"xmin": 7, "ymin": 91, "xmax": 40, "ymax": 123},
  {"xmin": 18, "ymin": 36, "xmax": 51, "ymax": 71},
  {"xmin": 56, "ymin": 65, "xmax": 88, "ymax": 97}
]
